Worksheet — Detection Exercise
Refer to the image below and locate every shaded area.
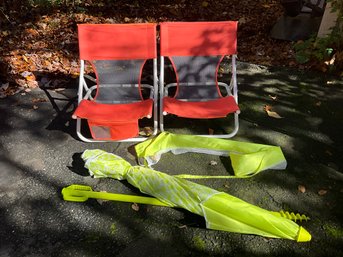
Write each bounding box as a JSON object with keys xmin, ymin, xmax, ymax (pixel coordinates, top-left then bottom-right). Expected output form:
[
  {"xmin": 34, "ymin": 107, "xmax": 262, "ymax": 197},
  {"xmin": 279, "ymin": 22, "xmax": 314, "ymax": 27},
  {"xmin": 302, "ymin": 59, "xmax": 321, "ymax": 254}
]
[
  {"xmin": 270, "ymin": 0, "xmax": 325, "ymax": 41},
  {"xmin": 236, "ymin": 62, "xmax": 343, "ymax": 171}
]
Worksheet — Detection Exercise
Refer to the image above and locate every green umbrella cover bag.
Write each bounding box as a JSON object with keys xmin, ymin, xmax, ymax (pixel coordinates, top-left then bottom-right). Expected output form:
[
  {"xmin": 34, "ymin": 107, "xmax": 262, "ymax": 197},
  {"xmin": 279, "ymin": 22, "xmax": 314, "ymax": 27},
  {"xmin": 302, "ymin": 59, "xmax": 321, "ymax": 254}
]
[{"xmin": 135, "ymin": 132, "xmax": 287, "ymax": 178}]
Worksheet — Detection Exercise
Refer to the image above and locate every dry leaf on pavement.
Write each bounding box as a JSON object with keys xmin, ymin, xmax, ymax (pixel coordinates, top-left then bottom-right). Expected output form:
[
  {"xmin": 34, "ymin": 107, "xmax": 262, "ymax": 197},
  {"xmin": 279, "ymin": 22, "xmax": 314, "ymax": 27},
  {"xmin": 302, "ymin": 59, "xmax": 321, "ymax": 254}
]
[
  {"xmin": 264, "ymin": 105, "xmax": 283, "ymax": 119},
  {"xmin": 268, "ymin": 95, "xmax": 278, "ymax": 101},
  {"xmin": 32, "ymin": 98, "xmax": 47, "ymax": 103},
  {"xmin": 139, "ymin": 127, "xmax": 154, "ymax": 137},
  {"xmin": 209, "ymin": 160, "xmax": 218, "ymax": 166},
  {"xmin": 318, "ymin": 189, "xmax": 328, "ymax": 196},
  {"xmin": 131, "ymin": 203, "xmax": 140, "ymax": 211},
  {"xmin": 201, "ymin": 1, "xmax": 209, "ymax": 7},
  {"xmin": 298, "ymin": 185, "xmax": 306, "ymax": 193}
]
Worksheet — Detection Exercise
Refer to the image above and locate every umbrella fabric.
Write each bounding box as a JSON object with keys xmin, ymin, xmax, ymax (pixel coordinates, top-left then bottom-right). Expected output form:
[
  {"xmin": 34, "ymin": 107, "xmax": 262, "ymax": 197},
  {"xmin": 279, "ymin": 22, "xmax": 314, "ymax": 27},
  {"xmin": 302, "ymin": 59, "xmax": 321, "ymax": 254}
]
[
  {"xmin": 135, "ymin": 132, "xmax": 287, "ymax": 178},
  {"xmin": 82, "ymin": 149, "xmax": 215, "ymax": 214},
  {"xmin": 81, "ymin": 149, "xmax": 311, "ymax": 242}
]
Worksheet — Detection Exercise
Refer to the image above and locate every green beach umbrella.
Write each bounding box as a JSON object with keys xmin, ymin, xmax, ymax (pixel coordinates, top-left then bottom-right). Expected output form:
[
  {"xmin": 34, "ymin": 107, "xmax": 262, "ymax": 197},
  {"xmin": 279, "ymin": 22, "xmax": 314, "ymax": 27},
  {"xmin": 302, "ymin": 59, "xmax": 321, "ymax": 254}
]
[{"xmin": 80, "ymin": 149, "xmax": 311, "ymax": 242}]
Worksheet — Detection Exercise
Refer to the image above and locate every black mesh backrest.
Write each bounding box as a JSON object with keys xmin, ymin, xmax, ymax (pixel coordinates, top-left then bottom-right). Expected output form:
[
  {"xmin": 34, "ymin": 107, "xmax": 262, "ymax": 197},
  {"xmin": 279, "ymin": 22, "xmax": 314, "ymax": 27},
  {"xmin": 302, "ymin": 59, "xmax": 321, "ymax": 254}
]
[
  {"xmin": 170, "ymin": 56, "xmax": 222, "ymax": 100},
  {"xmin": 91, "ymin": 60, "xmax": 145, "ymax": 103}
]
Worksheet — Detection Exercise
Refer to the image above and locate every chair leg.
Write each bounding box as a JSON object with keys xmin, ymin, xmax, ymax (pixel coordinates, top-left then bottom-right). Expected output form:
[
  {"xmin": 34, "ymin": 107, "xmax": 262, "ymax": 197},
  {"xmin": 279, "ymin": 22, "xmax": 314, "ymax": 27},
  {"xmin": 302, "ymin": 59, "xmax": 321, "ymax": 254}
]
[{"xmin": 159, "ymin": 56, "xmax": 165, "ymax": 132}]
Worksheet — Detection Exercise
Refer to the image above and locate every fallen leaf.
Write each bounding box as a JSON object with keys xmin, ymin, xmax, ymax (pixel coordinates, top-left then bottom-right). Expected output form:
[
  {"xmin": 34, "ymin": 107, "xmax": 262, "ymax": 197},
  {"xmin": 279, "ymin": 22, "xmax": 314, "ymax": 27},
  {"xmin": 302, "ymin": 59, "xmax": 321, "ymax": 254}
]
[
  {"xmin": 318, "ymin": 189, "xmax": 327, "ymax": 196},
  {"xmin": 298, "ymin": 185, "xmax": 306, "ymax": 193},
  {"xmin": 325, "ymin": 150, "xmax": 333, "ymax": 156},
  {"xmin": 264, "ymin": 105, "xmax": 283, "ymax": 119},
  {"xmin": 239, "ymin": 17, "xmax": 247, "ymax": 24},
  {"xmin": 26, "ymin": 74, "xmax": 36, "ymax": 81},
  {"xmin": 110, "ymin": 223, "xmax": 116, "ymax": 235},
  {"xmin": 96, "ymin": 191, "xmax": 109, "ymax": 205},
  {"xmin": 288, "ymin": 61, "xmax": 297, "ymax": 66},
  {"xmin": 71, "ymin": 72, "xmax": 79, "ymax": 78},
  {"xmin": 0, "ymin": 83, "xmax": 9, "ymax": 91},
  {"xmin": 324, "ymin": 55, "xmax": 335, "ymax": 66},
  {"xmin": 54, "ymin": 88, "xmax": 65, "ymax": 92},
  {"xmin": 320, "ymin": 66, "xmax": 328, "ymax": 73},
  {"xmin": 21, "ymin": 71, "xmax": 32, "ymax": 78},
  {"xmin": 27, "ymin": 81, "xmax": 38, "ymax": 88},
  {"xmin": 22, "ymin": 55, "xmax": 29, "ymax": 63},
  {"xmin": 268, "ymin": 95, "xmax": 278, "ymax": 101},
  {"xmin": 209, "ymin": 160, "xmax": 218, "ymax": 166},
  {"xmin": 38, "ymin": 22, "xmax": 47, "ymax": 30},
  {"xmin": 139, "ymin": 127, "xmax": 153, "ymax": 137},
  {"xmin": 264, "ymin": 105, "xmax": 272, "ymax": 112},
  {"xmin": 25, "ymin": 28, "xmax": 39, "ymax": 36},
  {"xmin": 96, "ymin": 199, "xmax": 105, "ymax": 205},
  {"xmin": 167, "ymin": 7, "xmax": 179, "ymax": 16},
  {"xmin": 32, "ymin": 98, "xmax": 47, "ymax": 103},
  {"xmin": 266, "ymin": 110, "xmax": 283, "ymax": 119},
  {"xmin": 131, "ymin": 203, "xmax": 139, "ymax": 211},
  {"xmin": 201, "ymin": 1, "xmax": 209, "ymax": 7}
]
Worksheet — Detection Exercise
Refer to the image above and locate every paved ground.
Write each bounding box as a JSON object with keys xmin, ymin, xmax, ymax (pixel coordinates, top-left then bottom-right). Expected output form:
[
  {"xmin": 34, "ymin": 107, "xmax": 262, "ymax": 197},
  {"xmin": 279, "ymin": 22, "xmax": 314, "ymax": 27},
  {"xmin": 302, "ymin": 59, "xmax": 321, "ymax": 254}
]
[{"xmin": 0, "ymin": 63, "xmax": 342, "ymax": 257}]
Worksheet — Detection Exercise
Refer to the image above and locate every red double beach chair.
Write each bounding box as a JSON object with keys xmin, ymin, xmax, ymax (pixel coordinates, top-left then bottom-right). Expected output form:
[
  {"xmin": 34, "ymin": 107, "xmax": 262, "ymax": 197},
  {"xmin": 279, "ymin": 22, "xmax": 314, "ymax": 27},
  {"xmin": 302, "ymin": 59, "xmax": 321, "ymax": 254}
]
[
  {"xmin": 73, "ymin": 24, "xmax": 158, "ymax": 142},
  {"xmin": 73, "ymin": 21, "xmax": 239, "ymax": 141}
]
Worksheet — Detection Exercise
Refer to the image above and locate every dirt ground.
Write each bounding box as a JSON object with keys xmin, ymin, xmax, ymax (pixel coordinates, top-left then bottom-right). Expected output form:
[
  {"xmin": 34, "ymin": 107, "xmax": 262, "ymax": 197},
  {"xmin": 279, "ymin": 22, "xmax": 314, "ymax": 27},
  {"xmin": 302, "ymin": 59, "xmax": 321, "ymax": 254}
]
[{"xmin": 0, "ymin": 0, "xmax": 303, "ymax": 97}]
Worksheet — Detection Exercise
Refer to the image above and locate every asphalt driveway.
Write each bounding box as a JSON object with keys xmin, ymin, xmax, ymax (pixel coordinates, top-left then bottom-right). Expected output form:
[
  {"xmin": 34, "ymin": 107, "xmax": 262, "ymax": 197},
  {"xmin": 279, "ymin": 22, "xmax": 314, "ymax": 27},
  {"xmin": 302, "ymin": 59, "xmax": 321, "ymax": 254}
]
[{"xmin": 0, "ymin": 63, "xmax": 342, "ymax": 257}]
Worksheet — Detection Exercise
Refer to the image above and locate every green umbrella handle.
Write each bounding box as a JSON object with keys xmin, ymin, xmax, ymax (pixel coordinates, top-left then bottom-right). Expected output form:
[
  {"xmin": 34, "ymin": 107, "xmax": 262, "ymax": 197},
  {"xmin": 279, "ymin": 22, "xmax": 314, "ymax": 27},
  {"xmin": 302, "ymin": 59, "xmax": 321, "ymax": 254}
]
[{"xmin": 62, "ymin": 184, "xmax": 171, "ymax": 207}]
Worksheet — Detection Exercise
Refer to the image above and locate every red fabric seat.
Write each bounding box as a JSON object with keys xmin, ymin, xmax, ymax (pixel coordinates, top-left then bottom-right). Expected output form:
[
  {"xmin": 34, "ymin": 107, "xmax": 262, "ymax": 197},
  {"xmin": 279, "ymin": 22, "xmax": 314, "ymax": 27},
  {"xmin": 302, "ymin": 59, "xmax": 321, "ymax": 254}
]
[
  {"xmin": 163, "ymin": 96, "xmax": 239, "ymax": 119},
  {"xmin": 74, "ymin": 99, "xmax": 153, "ymax": 140}
]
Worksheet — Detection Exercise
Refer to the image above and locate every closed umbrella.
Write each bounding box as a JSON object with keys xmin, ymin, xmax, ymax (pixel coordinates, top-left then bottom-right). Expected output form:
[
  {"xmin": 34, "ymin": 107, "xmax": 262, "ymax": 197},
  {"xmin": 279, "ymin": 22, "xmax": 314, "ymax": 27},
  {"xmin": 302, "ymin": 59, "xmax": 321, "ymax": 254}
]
[{"xmin": 80, "ymin": 149, "xmax": 311, "ymax": 242}]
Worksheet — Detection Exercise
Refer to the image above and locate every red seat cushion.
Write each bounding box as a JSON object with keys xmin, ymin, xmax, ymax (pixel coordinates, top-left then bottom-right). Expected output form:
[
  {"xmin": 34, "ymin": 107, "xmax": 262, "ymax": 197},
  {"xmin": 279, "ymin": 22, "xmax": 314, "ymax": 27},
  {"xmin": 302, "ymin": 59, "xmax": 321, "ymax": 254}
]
[
  {"xmin": 73, "ymin": 99, "xmax": 153, "ymax": 140},
  {"xmin": 163, "ymin": 96, "xmax": 239, "ymax": 119}
]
